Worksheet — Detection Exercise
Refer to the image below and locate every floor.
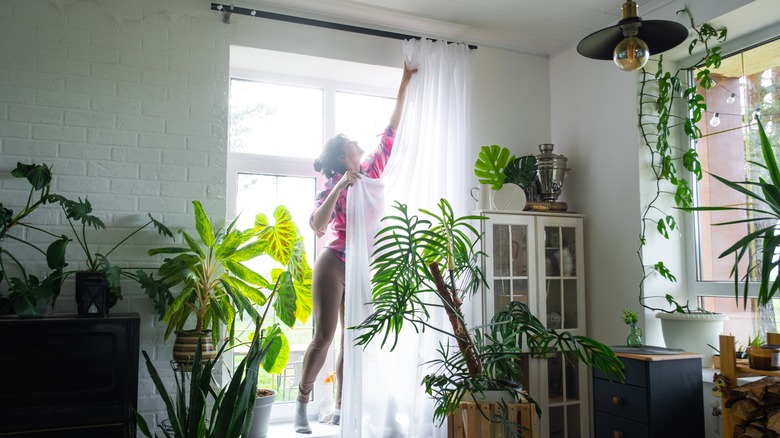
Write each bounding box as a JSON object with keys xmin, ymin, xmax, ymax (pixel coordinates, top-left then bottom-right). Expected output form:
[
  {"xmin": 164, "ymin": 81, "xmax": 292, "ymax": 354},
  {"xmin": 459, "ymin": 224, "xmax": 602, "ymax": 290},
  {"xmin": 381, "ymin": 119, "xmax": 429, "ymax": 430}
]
[{"xmin": 267, "ymin": 421, "xmax": 340, "ymax": 438}]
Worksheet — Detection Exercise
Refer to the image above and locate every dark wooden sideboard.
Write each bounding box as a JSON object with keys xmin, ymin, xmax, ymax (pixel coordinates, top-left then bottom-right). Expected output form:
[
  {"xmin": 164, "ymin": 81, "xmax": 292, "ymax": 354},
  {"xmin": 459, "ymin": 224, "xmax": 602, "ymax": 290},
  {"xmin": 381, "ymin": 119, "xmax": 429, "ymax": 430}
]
[
  {"xmin": 0, "ymin": 313, "xmax": 140, "ymax": 437},
  {"xmin": 593, "ymin": 351, "xmax": 704, "ymax": 438}
]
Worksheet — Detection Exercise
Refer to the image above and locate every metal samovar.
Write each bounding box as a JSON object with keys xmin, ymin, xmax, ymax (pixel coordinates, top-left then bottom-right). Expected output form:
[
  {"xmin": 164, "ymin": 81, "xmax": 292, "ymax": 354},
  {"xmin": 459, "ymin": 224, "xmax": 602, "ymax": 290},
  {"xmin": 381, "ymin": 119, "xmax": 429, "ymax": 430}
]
[{"xmin": 535, "ymin": 144, "xmax": 568, "ymax": 202}]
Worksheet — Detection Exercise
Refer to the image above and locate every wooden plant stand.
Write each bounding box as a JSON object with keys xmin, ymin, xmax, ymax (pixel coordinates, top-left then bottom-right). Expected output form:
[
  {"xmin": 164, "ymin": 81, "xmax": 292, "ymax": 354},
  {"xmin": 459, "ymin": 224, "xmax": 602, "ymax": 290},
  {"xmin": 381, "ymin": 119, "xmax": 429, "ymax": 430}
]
[
  {"xmin": 719, "ymin": 333, "xmax": 780, "ymax": 437},
  {"xmin": 447, "ymin": 401, "xmax": 537, "ymax": 438}
]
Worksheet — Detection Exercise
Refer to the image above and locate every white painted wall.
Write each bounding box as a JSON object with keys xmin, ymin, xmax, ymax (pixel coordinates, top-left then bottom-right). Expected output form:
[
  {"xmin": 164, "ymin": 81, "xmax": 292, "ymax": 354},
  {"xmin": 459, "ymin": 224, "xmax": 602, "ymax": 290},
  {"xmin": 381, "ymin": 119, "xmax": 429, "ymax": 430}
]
[{"xmin": 549, "ymin": 48, "xmax": 644, "ymax": 346}]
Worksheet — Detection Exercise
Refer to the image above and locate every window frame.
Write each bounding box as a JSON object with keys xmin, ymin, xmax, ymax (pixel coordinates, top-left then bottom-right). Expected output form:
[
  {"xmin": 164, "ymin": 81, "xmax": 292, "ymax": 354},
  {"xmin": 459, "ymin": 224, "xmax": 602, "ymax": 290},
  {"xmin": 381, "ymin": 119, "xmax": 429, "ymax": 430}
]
[
  {"xmin": 684, "ymin": 28, "xmax": 780, "ymax": 305},
  {"xmin": 225, "ymin": 51, "xmax": 400, "ymax": 422}
]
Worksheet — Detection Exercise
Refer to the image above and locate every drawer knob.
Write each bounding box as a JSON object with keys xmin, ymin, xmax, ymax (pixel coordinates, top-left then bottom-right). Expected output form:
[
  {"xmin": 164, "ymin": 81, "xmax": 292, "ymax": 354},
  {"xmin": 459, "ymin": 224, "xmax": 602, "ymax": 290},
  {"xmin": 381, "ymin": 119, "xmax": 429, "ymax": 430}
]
[
  {"xmin": 613, "ymin": 432, "xmax": 623, "ymax": 438},
  {"xmin": 611, "ymin": 396, "xmax": 623, "ymax": 405}
]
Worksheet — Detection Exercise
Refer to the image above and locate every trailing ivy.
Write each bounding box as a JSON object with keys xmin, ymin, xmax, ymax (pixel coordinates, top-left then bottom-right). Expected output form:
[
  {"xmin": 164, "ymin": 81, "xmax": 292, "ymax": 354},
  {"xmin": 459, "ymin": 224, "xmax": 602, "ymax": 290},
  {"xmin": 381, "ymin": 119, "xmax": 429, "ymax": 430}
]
[{"xmin": 637, "ymin": 8, "xmax": 727, "ymax": 312}]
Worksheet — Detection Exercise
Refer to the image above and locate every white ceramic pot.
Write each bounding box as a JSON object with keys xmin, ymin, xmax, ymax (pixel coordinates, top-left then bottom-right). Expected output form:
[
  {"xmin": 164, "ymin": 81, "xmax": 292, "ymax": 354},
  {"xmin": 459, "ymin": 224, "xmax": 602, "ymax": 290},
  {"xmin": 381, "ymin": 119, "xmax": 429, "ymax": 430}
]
[
  {"xmin": 656, "ymin": 312, "xmax": 728, "ymax": 367},
  {"xmin": 491, "ymin": 183, "xmax": 527, "ymax": 211}
]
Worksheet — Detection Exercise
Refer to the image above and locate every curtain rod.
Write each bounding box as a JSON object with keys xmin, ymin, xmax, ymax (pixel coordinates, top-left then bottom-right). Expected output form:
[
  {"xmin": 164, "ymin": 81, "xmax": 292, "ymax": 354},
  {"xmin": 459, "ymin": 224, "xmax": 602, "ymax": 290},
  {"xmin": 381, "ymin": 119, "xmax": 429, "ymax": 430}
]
[{"xmin": 210, "ymin": 3, "xmax": 477, "ymax": 50}]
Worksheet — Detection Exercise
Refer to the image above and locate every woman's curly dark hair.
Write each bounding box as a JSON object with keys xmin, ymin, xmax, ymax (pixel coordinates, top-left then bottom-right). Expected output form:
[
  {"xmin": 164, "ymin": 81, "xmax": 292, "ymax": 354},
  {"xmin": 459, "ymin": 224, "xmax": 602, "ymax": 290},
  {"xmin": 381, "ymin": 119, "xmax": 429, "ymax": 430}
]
[{"xmin": 313, "ymin": 134, "xmax": 350, "ymax": 178}]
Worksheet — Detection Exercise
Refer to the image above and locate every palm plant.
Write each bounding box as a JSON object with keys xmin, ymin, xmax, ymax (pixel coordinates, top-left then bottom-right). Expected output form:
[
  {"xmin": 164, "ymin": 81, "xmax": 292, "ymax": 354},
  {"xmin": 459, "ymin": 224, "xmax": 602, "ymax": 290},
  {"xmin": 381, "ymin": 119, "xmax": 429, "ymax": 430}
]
[
  {"xmin": 682, "ymin": 119, "xmax": 780, "ymax": 308},
  {"xmin": 353, "ymin": 199, "xmax": 624, "ymax": 426}
]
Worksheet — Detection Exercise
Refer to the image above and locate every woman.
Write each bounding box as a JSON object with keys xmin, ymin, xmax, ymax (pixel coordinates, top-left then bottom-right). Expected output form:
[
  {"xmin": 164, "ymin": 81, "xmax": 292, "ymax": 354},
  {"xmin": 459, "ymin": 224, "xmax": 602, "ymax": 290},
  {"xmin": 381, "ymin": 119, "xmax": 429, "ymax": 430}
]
[{"xmin": 294, "ymin": 63, "xmax": 416, "ymax": 434}]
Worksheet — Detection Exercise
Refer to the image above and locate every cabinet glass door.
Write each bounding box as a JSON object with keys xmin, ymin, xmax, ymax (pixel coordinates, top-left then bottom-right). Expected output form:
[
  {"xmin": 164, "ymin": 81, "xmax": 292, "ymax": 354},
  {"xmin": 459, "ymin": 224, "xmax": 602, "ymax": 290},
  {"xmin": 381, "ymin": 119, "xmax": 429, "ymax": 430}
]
[
  {"xmin": 491, "ymin": 223, "xmax": 530, "ymax": 314},
  {"xmin": 547, "ymin": 351, "xmax": 583, "ymax": 438},
  {"xmin": 543, "ymin": 225, "xmax": 579, "ymax": 330}
]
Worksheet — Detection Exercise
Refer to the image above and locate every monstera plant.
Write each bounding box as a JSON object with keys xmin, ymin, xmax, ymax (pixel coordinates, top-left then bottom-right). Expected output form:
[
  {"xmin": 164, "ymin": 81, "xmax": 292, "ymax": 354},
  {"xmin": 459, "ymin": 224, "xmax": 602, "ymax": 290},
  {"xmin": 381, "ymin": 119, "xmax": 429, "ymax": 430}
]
[{"xmin": 474, "ymin": 145, "xmax": 538, "ymax": 190}]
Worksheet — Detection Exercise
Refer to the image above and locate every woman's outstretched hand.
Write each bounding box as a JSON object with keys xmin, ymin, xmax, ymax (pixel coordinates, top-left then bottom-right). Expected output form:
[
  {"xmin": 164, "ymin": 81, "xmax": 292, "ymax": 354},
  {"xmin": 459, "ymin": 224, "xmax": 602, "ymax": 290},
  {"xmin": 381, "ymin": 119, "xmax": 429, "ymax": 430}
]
[{"xmin": 389, "ymin": 63, "xmax": 418, "ymax": 130}]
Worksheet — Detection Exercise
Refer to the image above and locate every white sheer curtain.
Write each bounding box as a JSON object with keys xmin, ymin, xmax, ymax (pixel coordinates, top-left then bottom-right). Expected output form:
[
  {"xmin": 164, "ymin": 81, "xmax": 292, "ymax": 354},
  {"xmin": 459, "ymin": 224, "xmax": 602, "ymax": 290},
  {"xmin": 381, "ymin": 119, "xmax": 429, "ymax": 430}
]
[{"xmin": 342, "ymin": 39, "xmax": 477, "ymax": 438}]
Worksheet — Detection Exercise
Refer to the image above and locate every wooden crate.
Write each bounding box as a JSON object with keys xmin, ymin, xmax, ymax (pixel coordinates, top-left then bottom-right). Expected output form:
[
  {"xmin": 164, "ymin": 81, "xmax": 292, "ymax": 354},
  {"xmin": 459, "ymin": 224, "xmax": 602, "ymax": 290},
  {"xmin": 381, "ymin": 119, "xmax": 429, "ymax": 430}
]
[{"xmin": 447, "ymin": 401, "xmax": 537, "ymax": 438}]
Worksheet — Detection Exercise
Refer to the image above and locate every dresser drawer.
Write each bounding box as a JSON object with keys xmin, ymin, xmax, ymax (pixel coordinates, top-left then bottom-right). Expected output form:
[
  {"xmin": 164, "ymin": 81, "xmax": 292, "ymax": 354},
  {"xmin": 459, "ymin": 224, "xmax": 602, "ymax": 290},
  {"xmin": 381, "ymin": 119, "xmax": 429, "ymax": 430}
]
[
  {"xmin": 594, "ymin": 356, "xmax": 647, "ymax": 387},
  {"xmin": 594, "ymin": 379, "xmax": 648, "ymax": 423},
  {"xmin": 594, "ymin": 411, "xmax": 649, "ymax": 438}
]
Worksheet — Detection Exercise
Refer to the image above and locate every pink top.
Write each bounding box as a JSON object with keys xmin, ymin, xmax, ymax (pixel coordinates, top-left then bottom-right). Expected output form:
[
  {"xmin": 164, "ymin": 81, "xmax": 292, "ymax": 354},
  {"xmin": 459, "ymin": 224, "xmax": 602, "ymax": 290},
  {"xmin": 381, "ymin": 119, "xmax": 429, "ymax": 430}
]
[{"xmin": 312, "ymin": 126, "xmax": 396, "ymax": 261}]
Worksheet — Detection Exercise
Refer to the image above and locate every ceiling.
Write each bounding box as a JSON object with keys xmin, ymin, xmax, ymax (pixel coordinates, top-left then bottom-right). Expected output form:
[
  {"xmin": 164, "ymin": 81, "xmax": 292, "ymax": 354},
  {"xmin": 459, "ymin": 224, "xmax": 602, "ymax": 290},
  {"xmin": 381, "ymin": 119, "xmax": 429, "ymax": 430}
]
[{"xmin": 236, "ymin": 0, "xmax": 779, "ymax": 58}]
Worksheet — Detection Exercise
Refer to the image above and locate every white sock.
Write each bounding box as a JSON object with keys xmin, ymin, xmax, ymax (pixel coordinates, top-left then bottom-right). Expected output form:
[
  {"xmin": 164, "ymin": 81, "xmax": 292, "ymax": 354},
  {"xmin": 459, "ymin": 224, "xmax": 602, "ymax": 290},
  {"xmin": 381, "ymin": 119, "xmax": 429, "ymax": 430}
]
[
  {"xmin": 332, "ymin": 408, "xmax": 341, "ymax": 425},
  {"xmin": 294, "ymin": 401, "xmax": 312, "ymax": 434}
]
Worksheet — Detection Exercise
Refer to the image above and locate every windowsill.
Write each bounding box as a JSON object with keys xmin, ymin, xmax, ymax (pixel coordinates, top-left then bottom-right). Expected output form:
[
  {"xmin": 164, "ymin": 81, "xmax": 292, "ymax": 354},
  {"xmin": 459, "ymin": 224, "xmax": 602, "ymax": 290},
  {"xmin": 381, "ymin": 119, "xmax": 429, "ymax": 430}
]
[{"xmin": 267, "ymin": 421, "xmax": 340, "ymax": 438}]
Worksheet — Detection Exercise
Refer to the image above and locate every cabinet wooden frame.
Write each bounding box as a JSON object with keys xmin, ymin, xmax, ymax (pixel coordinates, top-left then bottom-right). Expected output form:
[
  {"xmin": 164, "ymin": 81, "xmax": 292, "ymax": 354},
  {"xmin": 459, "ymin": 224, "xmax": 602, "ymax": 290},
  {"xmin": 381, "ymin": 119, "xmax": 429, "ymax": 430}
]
[{"xmin": 473, "ymin": 210, "xmax": 588, "ymax": 438}]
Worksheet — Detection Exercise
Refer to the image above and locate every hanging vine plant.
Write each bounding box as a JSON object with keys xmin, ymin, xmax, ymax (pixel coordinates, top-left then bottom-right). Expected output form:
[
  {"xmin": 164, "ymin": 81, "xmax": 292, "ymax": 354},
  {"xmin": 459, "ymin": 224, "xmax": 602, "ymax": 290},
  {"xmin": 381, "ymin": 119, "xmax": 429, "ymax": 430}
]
[{"xmin": 637, "ymin": 8, "xmax": 727, "ymax": 313}]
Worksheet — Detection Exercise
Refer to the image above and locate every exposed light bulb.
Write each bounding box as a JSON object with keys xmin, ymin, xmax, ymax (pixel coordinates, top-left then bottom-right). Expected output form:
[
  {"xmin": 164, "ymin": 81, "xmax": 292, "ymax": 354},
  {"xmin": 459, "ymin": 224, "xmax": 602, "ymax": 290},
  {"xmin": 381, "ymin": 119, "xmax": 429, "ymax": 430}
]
[
  {"xmin": 614, "ymin": 36, "xmax": 650, "ymax": 71},
  {"xmin": 726, "ymin": 93, "xmax": 736, "ymax": 104},
  {"xmin": 709, "ymin": 112, "xmax": 721, "ymax": 127}
]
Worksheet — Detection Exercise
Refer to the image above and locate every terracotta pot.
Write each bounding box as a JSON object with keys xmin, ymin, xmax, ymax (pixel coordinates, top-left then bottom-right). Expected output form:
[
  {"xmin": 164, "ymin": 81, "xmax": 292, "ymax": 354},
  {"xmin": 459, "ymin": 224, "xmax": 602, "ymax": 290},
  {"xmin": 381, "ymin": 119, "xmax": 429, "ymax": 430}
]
[{"xmin": 172, "ymin": 330, "xmax": 216, "ymax": 371}]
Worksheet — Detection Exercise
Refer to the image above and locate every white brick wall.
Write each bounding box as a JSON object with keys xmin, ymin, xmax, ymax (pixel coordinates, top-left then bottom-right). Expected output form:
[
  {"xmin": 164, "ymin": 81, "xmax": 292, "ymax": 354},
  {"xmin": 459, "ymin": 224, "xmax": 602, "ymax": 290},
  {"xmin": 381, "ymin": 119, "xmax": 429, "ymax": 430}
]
[{"xmin": 0, "ymin": 0, "xmax": 228, "ymax": 434}]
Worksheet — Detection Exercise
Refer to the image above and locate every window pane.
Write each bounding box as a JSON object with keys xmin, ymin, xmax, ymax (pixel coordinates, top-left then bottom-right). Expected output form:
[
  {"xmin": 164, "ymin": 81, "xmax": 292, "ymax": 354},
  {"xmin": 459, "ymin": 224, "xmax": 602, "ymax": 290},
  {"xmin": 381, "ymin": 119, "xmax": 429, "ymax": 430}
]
[
  {"xmin": 335, "ymin": 91, "xmax": 395, "ymax": 159},
  {"xmin": 693, "ymin": 38, "xmax": 780, "ymax": 283},
  {"xmin": 233, "ymin": 173, "xmax": 316, "ymax": 404},
  {"xmin": 229, "ymin": 79, "xmax": 323, "ymax": 158}
]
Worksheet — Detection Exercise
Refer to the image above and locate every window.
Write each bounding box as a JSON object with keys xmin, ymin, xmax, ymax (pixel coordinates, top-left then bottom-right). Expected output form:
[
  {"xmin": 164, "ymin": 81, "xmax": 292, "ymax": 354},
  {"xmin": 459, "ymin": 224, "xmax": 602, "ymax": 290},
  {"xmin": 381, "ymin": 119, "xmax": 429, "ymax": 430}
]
[
  {"xmin": 226, "ymin": 46, "xmax": 400, "ymax": 420},
  {"xmin": 691, "ymin": 37, "xmax": 780, "ymax": 337}
]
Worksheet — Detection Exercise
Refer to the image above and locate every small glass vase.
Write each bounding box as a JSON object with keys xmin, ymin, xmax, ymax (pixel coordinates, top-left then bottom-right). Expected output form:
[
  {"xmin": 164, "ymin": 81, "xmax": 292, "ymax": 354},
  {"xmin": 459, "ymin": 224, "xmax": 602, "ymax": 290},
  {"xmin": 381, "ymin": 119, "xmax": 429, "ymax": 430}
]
[{"xmin": 626, "ymin": 324, "xmax": 643, "ymax": 348}]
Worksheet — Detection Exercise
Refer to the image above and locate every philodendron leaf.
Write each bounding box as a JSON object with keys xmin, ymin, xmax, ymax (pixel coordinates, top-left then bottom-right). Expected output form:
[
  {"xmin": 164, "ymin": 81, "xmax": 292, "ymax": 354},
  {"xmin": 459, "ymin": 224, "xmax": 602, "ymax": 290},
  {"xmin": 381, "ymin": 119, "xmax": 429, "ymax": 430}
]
[
  {"xmin": 474, "ymin": 145, "xmax": 515, "ymax": 190},
  {"xmin": 272, "ymin": 269, "xmax": 297, "ymax": 328},
  {"xmin": 254, "ymin": 206, "xmax": 296, "ymax": 266},
  {"xmin": 504, "ymin": 155, "xmax": 538, "ymax": 189},
  {"xmin": 12, "ymin": 163, "xmax": 52, "ymax": 190},
  {"xmin": 293, "ymin": 268, "xmax": 313, "ymax": 324},
  {"xmin": 46, "ymin": 236, "xmax": 69, "ymax": 270},
  {"xmin": 260, "ymin": 324, "xmax": 289, "ymax": 374}
]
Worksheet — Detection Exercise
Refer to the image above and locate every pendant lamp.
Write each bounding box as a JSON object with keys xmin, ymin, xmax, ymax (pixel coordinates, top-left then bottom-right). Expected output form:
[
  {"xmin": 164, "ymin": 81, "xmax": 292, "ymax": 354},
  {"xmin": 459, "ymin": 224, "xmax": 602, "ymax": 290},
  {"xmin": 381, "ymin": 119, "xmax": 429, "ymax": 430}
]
[{"xmin": 577, "ymin": 0, "xmax": 689, "ymax": 71}]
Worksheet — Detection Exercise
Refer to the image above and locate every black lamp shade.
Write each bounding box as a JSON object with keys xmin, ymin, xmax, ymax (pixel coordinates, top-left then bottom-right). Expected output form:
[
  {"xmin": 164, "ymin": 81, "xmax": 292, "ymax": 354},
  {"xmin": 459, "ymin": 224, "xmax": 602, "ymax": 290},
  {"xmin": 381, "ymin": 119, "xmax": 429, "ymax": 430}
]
[{"xmin": 577, "ymin": 19, "xmax": 689, "ymax": 60}]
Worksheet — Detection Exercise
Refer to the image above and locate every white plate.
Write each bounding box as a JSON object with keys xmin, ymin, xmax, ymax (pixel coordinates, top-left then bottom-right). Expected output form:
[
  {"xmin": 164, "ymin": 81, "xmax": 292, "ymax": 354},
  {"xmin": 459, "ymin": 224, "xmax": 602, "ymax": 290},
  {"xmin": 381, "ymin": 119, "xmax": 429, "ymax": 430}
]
[{"xmin": 491, "ymin": 184, "xmax": 527, "ymax": 211}]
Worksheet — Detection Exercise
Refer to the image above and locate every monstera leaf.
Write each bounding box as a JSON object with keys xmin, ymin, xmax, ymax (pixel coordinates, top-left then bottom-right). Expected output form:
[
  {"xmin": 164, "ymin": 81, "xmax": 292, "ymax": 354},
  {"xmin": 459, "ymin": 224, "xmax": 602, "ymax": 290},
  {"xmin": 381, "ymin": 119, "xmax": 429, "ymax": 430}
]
[
  {"xmin": 474, "ymin": 145, "xmax": 515, "ymax": 190},
  {"xmin": 504, "ymin": 155, "xmax": 538, "ymax": 189}
]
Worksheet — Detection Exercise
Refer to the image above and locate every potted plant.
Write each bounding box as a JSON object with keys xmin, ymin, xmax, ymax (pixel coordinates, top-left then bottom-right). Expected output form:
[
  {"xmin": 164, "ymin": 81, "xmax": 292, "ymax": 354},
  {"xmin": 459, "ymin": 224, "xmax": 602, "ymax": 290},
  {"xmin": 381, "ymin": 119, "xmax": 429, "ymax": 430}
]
[
  {"xmin": 1, "ymin": 162, "xmax": 176, "ymax": 318},
  {"xmin": 137, "ymin": 201, "xmax": 312, "ymax": 437},
  {"xmin": 632, "ymin": 12, "xmax": 731, "ymax": 363},
  {"xmin": 49, "ymin": 195, "xmax": 174, "ymax": 317},
  {"xmin": 146, "ymin": 200, "xmax": 313, "ymax": 372},
  {"xmin": 353, "ymin": 198, "xmax": 624, "ymax": 430},
  {"xmin": 622, "ymin": 308, "xmax": 643, "ymax": 347},
  {"xmin": 1, "ymin": 163, "xmax": 70, "ymax": 318},
  {"xmin": 135, "ymin": 316, "xmax": 270, "ymax": 438},
  {"xmin": 474, "ymin": 144, "xmax": 538, "ymax": 210},
  {"xmin": 636, "ymin": 10, "xmax": 726, "ymax": 313}
]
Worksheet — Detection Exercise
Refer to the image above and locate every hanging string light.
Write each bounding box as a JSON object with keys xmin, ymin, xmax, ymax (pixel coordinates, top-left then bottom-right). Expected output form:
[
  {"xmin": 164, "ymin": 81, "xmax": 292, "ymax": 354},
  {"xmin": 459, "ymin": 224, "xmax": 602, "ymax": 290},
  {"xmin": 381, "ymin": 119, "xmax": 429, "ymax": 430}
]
[{"xmin": 709, "ymin": 113, "xmax": 721, "ymax": 127}]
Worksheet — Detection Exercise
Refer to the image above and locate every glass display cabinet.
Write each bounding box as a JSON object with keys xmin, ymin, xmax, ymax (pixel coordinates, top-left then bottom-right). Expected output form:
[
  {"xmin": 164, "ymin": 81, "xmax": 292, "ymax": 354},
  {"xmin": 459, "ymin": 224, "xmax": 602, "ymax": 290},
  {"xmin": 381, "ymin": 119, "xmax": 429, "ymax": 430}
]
[{"xmin": 475, "ymin": 211, "xmax": 587, "ymax": 438}]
